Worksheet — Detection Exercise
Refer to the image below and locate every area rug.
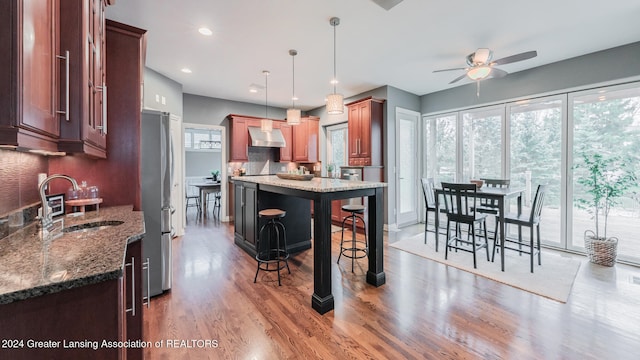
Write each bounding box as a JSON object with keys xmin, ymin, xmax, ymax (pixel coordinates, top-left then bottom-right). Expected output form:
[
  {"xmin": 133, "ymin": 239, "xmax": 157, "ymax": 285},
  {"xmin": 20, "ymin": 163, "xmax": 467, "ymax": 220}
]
[{"xmin": 389, "ymin": 234, "xmax": 581, "ymax": 303}]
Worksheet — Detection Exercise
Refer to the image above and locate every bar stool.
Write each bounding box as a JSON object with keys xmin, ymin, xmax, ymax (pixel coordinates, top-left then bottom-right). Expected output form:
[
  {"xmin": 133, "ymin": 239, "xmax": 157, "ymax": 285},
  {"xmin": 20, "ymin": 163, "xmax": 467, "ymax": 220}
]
[
  {"xmin": 337, "ymin": 204, "xmax": 368, "ymax": 272},
  {"xmin": 254, "ymin": 209, "xmax": 290, "ymax": 285}
]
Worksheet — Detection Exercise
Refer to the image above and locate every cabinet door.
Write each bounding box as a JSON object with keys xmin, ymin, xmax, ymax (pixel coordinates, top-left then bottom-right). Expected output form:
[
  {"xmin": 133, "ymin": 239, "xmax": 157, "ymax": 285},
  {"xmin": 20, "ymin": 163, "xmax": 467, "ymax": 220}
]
[
  {"xmin": 0, "ymin": 0, "xmax": 60, "ymax": 151},
  {"xmin": 244, "ymin": 184, "xmax": 257, "ymax": 247},
  {"xmin": 279, "ymin": 123, "xmax": 293, "ymax": 162},
  {"xmin": 234, "ymin": 183, "xmax": 244, "ymax": 238},
  {"xmin": 230, "ymin": 118, "xmax": 248, "ymax": 161},
  {"xmin": 348, "ymin": 105, "xmax": 360, "ymax": 159},
  {"xmin": 357, "ymin": 101, "xmax": 372, "ymax": 158},
  {"xmin": 306, "ymin": 118, "xmax": 319, "ymax": 162},
  {"xmin": 87, "ymin": 0, "xmax": 107, "ymax": 148},
  {"xmin": 125, "ymin": 238, "xmax": 143, "ymax": 360},
  {"xmin": 292, "ymin": 119, "xmax": 309, "ymax": 161}
]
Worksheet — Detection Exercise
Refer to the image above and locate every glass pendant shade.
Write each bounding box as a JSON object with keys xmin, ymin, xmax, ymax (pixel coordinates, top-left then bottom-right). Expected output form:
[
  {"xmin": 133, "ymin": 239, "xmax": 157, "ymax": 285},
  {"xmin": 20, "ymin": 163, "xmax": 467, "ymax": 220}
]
[
  {"xmin": 287, "ymin": 108, "xmax": 301, "ymax": 125},
  {"xmin": 261, "ymin": 118, "xmax": 273, "ymax": 132},
  {"xmin": 326, "ymin": 93, "xmax": 344, "ymax": 115}
]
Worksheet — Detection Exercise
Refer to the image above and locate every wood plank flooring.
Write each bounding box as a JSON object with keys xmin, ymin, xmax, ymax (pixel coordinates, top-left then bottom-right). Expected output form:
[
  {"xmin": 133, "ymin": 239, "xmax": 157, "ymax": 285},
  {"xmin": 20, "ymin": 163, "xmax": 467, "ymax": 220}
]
[{"xmin": 143, "ymin": 217, "xmax": 640, "ymax": 359}]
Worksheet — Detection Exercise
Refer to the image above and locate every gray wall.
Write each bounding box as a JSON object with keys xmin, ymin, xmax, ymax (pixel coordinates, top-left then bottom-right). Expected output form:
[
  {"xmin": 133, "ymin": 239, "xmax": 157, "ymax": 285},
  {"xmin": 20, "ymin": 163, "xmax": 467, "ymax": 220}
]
[
  {"xmin": 183, "ymin": 93, "xmax": 288, "ymax": 126},
  {"xmin": 422, "ymin": 41, "xmax": 640, "ymax": 114},
  {"xmin": 143, "ymin": 68, "xmax": 183, "ymax": 115}
]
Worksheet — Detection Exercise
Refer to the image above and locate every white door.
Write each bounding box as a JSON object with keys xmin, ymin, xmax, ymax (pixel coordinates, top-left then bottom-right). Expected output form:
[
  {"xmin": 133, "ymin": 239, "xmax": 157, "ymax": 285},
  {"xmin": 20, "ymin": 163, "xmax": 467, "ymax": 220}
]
[
  {"xmin": 396, "ymin": 108, "xmax": 420, "ymax": 227},
  {"xmin": 170, "ymin": 114, "xmax": 184, "ymax": 237}
]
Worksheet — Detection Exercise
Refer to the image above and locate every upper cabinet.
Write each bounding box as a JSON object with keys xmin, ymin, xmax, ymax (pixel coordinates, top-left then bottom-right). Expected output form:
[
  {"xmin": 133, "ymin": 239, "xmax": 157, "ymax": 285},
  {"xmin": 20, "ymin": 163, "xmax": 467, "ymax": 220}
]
[
  {"xmin": 274, "ymin": 121, "xmax": 292, "ymax": 162},
  {"xmin": 292, "ymin": 116, "xmax": 319, "ymax": 163},
  {"xmin": 58, "ymin": 0, "xmax": 110, "ymax": 158},
  {"xmin": 347, "ymin": 97, "xmax": 384, "ymax": 166},
  {"xmin": 227, "ymin": 114, "xmax": 260, "ymax": 162},
  {"xmin": 0, "ymin": 0, "xmax": 61, "ymax": 152}
]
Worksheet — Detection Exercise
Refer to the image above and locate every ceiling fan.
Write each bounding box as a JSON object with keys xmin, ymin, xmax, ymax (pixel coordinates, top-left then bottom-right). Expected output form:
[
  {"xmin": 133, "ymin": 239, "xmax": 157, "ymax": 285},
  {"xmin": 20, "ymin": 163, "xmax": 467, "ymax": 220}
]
[{"xmin": 434, "ymin": 48, "xmax": 538, "ymax": 84}]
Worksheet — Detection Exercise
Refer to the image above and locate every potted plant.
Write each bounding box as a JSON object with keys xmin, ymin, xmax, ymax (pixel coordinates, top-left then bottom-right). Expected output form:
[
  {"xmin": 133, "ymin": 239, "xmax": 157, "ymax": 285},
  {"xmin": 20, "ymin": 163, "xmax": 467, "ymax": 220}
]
[
  {"xmin": 211, "ymin": 170, "xmax": 220, "ymax": 182},
  {"xmin": 326, "ymin": 163, "xmax": 335, "ymax": 178},
  {"xmin": 574, "ymin": 153, "xmax": 637, "ymax": 266}
]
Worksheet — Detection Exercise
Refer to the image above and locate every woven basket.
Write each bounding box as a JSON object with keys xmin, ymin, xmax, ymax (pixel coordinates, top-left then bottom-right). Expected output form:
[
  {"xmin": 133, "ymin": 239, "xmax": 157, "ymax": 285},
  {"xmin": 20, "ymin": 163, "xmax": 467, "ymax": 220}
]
[{"xmin": 584, "ymin": 230, "xmax": 618, "ymax": 267}]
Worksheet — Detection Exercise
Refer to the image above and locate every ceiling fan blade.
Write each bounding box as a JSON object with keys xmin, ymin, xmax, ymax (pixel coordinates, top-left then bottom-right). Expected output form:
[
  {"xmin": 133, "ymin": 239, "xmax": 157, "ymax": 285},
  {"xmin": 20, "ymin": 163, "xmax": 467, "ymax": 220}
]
[
  {"xmin": 490, "ymin": 50, "xmax": 537, "ymax": 66},
  {"xmin": 489, "ymin": 68, "xmax": 508, "ymax": 79},
  {"xmin": 433, "ymin": 67, "xmax": 467, "ymax": 73},
  {"xmin": 449, "ymin": 73, "xmax": 467, "ymax": 84}
]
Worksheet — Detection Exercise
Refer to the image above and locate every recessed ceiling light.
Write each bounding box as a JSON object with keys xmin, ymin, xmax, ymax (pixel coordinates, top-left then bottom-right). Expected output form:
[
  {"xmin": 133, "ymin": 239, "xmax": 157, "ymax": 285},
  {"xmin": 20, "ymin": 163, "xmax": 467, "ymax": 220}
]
[
  {"xmin": 198, "ymin": 27, "xmax": 213, "ymax": 36},
  {"xmin": 249, "ymin": 88, "xmax": 258, "ymax": 93},
  {"xmin": 292, "ymin": 96, "xmax": 299, "ymax": 101},
  {"xmin": 181, "ymin": 68, "xmax": 192, "ymax": 74}
]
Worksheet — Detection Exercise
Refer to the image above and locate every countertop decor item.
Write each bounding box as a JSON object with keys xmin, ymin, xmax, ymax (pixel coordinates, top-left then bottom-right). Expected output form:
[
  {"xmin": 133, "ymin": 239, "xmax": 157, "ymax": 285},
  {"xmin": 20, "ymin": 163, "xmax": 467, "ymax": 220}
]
[
  {"xmin": 276, "ymin": 173, "xmax": 314, "ymax": 181},
  {"xmin": 470, "ymin": 179, "xmax": 484, "ymax": 189}
]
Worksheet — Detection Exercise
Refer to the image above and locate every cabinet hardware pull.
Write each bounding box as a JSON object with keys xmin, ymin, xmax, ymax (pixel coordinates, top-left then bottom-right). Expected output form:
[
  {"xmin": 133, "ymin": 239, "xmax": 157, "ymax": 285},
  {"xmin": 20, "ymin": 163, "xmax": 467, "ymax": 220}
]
[
  {"xmin": 96, "ymin": 83, "xmax": 107, "ymax": 134},
  {"xmin": 125, "ymin": 256, "xmax": 136, "ymax": 316},
  {"xmin": 56, "ymin": 51, "xmax": 70, "ymax": 121},
  {"xmin": 142, "ymin": 257, "xmax": 150, "ymax": 308}
]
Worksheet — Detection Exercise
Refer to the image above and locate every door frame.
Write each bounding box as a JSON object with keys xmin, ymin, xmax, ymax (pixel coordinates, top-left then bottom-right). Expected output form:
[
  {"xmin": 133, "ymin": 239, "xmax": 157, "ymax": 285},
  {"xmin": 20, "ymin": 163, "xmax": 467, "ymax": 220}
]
[
  {"xmin": 182, "ymin": 122, "xmax": 228, "ymax": 222},
  {"xmin": 395, "ymin": 107, "xmax": 421, "ymax": 227}
]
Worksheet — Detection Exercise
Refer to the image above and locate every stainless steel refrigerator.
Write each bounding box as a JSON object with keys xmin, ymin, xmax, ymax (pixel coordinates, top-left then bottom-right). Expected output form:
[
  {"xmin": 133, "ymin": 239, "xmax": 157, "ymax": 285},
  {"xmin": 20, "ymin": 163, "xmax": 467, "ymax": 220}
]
[{"xmin": 141, "ymin": 109, "xmax": 173, "ymax": 297}]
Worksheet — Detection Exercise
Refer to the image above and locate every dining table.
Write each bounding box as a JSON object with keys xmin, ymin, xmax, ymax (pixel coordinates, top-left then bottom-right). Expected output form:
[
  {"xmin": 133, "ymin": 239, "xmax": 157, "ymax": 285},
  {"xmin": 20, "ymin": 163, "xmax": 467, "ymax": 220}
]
[
  {"xmin": 191, "ymin": 181, "xmax": 221, "ymax": 216},
  {"xmin": 433, "ymin": 185, "xmax": 525, "ymax": 271}
]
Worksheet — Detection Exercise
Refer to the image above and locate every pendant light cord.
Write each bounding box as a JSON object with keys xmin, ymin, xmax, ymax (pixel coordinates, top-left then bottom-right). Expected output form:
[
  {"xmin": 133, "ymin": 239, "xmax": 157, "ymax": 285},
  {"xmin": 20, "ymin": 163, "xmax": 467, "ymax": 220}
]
[
  {"xmin": 265, "ymin": 72, "xmax": 268, "ymax": 119},
  {"xmin": 333, "ymin": 22, "xmax": 337, "ymax": 94},
  {"xmin": 292, "ymin": 54, "xmax": 296, "ymax": 108}
]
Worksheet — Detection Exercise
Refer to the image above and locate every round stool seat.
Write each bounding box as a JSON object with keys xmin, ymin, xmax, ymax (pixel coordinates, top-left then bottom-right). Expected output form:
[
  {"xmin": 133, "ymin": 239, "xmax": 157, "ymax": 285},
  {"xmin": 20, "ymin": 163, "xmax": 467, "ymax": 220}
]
[
  {"xmin": 259, "ymin": 209, "xmax": 286, "ymax": 219},
  {"xmin": 341, "ymin": 204, "xmax": 365, "ymax": 214}
]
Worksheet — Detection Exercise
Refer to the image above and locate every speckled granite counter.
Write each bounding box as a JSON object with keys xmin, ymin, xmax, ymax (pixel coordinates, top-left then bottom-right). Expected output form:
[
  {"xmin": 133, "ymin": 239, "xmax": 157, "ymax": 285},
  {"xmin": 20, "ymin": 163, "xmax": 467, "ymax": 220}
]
[
  {"xmin": 231, "ymin": 175, "xmax": 387, "ymax": 191},
  {"xmin": 0, "ymin": 206, "xmax": 144, "ymax": 305}
]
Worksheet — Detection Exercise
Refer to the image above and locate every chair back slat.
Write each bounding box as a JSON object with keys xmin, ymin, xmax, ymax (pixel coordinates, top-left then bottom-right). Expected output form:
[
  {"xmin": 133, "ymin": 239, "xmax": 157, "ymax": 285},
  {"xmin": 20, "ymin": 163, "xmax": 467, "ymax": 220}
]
[
  {"xmin": 421, "ymin": 178, "xmax": 436, "ymax": 208},
  {"xmin": 530, "ymin": 184, "xmax": 547, "ymax": 223},
  {"xmin": 441, "ymin": 182, "xmax": 477, "ymax": 223},
  {"xmin": 479, "ymin": 178, "xmax": 510, "ymax": 207}
]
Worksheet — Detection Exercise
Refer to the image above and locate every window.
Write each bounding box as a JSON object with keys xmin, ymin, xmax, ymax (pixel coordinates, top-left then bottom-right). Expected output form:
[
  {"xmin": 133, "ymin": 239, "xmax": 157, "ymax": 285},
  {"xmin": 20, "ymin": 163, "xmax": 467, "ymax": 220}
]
[
  {"xmin": 424, "ymin": 114, "xmax": 457, "ymax": 185},
  {"xmin": 184, "ymin": 128, "xmax": 221, "ymax": 151},
  {"xmin": 461, "ymin": 106, "xmax": 503, "ymax": 181}
]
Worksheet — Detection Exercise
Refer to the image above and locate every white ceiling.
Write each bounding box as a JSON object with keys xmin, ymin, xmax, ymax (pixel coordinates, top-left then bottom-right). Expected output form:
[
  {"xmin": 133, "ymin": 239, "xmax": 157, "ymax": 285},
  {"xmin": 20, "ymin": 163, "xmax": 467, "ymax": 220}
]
[{"xmin": 106, "ymin": 0, "xmax": 640, "ymax": 111}]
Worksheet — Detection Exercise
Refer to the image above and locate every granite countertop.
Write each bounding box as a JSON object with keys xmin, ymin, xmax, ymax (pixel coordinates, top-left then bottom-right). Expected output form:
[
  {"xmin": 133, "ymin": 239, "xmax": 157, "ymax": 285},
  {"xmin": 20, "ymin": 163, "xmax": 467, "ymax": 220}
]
[
  {"xmin": 0, "ymin": 206, "xmax": 145, "ymax": 305},
  {"xmin": 231, "ymin": 175, "xmax": 387, "ymax": 192}
]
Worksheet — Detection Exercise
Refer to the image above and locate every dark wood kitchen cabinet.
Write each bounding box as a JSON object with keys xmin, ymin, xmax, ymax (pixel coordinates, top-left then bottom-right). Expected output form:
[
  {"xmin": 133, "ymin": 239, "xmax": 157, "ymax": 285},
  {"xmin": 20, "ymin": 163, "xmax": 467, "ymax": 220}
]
[
  {"xmin": 234, "ymin": 181, "xmax": 258, "ymax": 254},
  {"xmin": 124, "ymin": 237, "xmax": 144, "ymax": 360},
  {"xmin": 276, "ymin": 122, "xmax": 293, "ymax": 162},
  {"xmin": 228, "ymin": 114, "xmax": 261, "ymax": 162},
  {"xmin": 57, "ymin": 0, "xmax": 112, "ymax": 158},
  {"xmin": 347, "ymin": 97, "xmax": 384, "ymax": 166},
  {"xmin": 292, "ymin": 116, "xmax": 319, "ymax": 162},
  {"xmin": 0, "ymin": 0, "xmax": 60, "ymax": 152}
]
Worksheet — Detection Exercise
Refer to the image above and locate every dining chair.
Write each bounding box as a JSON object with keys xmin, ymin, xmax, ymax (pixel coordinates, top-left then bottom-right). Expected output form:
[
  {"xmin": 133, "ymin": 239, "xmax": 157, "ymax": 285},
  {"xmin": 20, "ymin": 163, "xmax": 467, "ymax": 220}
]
[
  {"xmin": 474, "ymin": 178, "xmax": 510, "ymax": 245},
  {"xmin": 420, "ymin": 178, "xmax": 447, "ymax": 250},
  {"xmin": 185, "ymin": 183, "xmax": 201, "ymax": 216},
  {"xmin": 494, "ymin": 184, "xmax": 546, "ymax": 273},
  {"xmin": 441, "ymin": 182, "xmax": 490, "ymax": 269}
]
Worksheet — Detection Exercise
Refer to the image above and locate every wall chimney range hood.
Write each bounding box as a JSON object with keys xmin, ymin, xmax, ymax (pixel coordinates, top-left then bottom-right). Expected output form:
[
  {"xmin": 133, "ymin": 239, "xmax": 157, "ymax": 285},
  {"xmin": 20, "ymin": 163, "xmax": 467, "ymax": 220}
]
[{"xmin": 248, "ymin": 126, "xmax": 286, "ymax": 148}]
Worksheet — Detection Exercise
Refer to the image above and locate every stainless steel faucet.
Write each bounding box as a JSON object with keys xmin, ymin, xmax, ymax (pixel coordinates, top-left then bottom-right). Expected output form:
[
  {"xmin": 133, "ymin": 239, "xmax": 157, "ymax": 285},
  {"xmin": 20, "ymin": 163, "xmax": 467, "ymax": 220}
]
[{"xmin": 39, "ymin": 174, "xmax": 80, "ymax": 231}]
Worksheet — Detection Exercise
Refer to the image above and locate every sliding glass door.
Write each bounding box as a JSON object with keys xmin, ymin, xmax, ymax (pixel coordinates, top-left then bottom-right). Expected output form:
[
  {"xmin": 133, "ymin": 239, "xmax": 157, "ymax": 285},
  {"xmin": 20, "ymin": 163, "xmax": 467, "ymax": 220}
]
[
  {"xmin": 461, "ymin": 106, "xmax": 504, "ymax": 181},
  {"xmin": 569, "ymin": 84, "xmax": 640, "ymax": 263},
  {"xmin": 424, "ymin": 114, "xmax": 457, "ymax": 185},
  {"xmin": 507, "ymin": 96, "xmax": 564, "ymax": 247}
]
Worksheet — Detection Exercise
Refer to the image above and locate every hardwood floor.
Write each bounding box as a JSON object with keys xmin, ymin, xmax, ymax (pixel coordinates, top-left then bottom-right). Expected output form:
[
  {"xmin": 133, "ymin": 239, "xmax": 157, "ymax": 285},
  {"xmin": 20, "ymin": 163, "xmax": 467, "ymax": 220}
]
[{"xmin": 143, "ymin": 216, "xmax": 640, "ymax": 359}]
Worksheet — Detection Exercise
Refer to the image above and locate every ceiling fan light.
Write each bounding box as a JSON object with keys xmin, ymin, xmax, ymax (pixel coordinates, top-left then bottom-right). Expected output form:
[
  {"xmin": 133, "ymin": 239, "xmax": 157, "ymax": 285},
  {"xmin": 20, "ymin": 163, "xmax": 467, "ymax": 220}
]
[
  {"xmin": 326, "ymin": 93, "xmax": 344, "ymax": 115},
  {"xmin": 467, "ymin": 66, "xmax": 492, "ymax": 81},
  {"xmin": 287, "ymin": 108, "xmax": 301, "ymax": 125}
]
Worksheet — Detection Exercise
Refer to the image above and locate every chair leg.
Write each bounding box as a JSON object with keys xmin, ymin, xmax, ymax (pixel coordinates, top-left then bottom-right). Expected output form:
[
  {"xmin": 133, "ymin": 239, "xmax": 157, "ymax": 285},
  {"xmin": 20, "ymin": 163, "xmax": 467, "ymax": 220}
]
[
  {"xmin": 445, "ymin": 219, "xmax": 450, "ymax": 260},
  {"xmin": 530, "ymin": 226, "xmax": 534, "ymax": 273},
  {"xmin": 483, "ymin": 221, "xmax": 490, "ymax": 262},
  {"xmin": 537, "ymin": 224, "xmax": 542, "ymax": 266},
  {"xmin": 471, "ymin": 223, "xmax": 477, "ymax": 269},
  {"xmin": 424, "ymin": 209, "xmax": 429, "ymax": 244}
]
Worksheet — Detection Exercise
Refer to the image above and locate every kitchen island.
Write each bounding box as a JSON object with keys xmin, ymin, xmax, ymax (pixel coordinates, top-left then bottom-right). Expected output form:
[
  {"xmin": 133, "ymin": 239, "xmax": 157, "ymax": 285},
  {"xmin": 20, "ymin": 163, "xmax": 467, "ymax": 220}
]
[{"xmin": 232, "ymin": 175, "xmax": 387, "ymax": 314}]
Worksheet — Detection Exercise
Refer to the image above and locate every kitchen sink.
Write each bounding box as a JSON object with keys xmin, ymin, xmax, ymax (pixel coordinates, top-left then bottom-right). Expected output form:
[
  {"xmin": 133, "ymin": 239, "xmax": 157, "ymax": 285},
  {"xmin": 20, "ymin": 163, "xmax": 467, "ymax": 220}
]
[{"xmin": 62, "ymin": 220, "xmax": 124, "ymax": 233}]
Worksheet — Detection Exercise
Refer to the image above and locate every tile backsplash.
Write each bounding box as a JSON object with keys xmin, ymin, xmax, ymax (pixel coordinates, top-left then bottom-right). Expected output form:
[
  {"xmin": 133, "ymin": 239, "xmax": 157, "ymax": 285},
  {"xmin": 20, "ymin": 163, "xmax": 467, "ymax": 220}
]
[{"xmin": 229, "ymin": 147, "xmax": 296, "ymax": 175}]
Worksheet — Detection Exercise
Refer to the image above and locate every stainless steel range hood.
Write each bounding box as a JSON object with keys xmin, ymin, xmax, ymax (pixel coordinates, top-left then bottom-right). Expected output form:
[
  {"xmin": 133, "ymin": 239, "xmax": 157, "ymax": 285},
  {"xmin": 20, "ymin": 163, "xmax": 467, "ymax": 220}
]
[{"xmin": 248, "ymin": 126, "xmax": 286, "ymax": 148}]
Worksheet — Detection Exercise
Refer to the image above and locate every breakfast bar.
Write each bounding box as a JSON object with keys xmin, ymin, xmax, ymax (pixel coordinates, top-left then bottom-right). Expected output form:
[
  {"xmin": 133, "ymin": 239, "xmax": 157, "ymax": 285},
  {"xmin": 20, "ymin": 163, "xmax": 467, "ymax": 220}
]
[{"xmin": 232, "ymin": 175, "xmax": 387, "ymax": 314}]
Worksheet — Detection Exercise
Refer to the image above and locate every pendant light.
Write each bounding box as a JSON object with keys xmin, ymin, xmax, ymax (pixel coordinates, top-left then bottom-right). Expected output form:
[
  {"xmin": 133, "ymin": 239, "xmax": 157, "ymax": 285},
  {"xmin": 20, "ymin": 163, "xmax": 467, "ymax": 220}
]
[
  {"xmin": 326, "ymin": 17, "xmax": 344, "ymax": 115},
  {"xmin": 287, "ymin": 49, "xmax": 301, "ymax": 125},
  {"xmin": 261, "ymin": 70, "xmax": 272, "ymax": 132}
]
